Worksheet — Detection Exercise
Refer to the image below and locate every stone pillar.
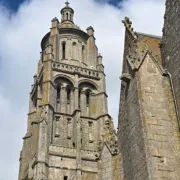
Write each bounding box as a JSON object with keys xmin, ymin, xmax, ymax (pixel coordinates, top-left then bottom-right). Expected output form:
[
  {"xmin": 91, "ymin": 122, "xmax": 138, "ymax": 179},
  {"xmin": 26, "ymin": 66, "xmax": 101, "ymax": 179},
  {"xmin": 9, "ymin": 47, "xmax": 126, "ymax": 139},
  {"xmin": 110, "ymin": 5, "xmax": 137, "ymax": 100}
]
[
  {"xmin": 67, "ymin": 118, "xmax": 72, "ymax": 147},
  {"xmin": 67, "ymin": 118, "xmax": 72, "ymax": 139},
  {"xmin": 88, "ymin": 121, "xmax": 94, "ymax": 151},
  {"xmin": 56, "ymin": 100, "xmax": 60, "ymax": 113},
  {"xmin": 35, "ymin": 105, "xmax": 49, "ymax": 180},
  {"xmin": 86, "ymin": 26, "xmax": 97, "ymax": 67},
  {"xmin": 65, "ymin": 39, "xmax": 68, "ymax": 60},
  {"xmin": 59, "ymin": 40, "xmax": 62, "ymax": 60},
  {"xmin": 66, "ymin": 89, "xmax": 71, "ymax": 115},
  {"xmin": 60, "ymin": 86, "xmax": 67, "ymax": 113},
  {"xmin": 70, "ymin": 90, "xmax": 74, "ymax": 114},
  {"xmin": 74, "ymin": 87, "xmax": 79, "ymax": 110},
  {"xmin": 78, "ymin": 40, "xmax": 82, "ymax": 62},
  {"xmin": 75, "ymin": 110, "xmax": 82, "ymax": 180},
  {"xmin": 56, "ymin": 87, "xmax": 60, "ymax": 113},
  {"xmin": 89, "ymin": 93, "xmax": 94, "ymax": 117},
  {"xmin": 84, "ymin": 45, "xmax": 87, "ymax": 64},
  {"xmin": 67, "ymin": 38, "xmax": 71, "ymax": 60},
  {"xmin": 55, "ymin": 116, "xmax": 60, "ymax": 137},
  {"xmin": 104, "ymin": 95, "xmax": 108, "ymax": 113},
  {"xmin": 80, "ymin": 91, "xmax": 86, "ymax": 116}
]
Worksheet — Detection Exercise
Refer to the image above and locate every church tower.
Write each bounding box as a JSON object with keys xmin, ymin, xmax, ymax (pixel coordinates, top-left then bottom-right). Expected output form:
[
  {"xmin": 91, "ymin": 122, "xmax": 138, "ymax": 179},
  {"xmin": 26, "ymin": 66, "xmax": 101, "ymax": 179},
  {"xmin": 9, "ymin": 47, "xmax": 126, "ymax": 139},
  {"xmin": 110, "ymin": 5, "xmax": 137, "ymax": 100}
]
[{"xmin": 18, "ymin": 2, "xmax": 121, "ymax": 180}]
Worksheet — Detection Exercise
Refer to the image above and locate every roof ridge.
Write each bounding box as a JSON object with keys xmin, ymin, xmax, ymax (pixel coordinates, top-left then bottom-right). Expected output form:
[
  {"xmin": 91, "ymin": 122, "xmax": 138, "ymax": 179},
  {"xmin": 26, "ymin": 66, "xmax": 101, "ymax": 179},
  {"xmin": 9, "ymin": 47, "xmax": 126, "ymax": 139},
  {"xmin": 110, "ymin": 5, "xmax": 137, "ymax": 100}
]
[{"xmin": 137, "ymin": 32, "xmax": 162, "ymax": 39}]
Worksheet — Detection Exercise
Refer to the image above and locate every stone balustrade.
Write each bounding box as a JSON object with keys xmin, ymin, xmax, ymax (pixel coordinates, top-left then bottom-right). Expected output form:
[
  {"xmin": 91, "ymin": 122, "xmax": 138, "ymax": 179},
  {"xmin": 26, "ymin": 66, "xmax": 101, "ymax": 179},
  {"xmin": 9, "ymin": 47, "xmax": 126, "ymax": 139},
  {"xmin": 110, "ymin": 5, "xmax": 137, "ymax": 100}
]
[{"xmin": 52, "ymin": 62, "xmax": 100, "ymax": 80}]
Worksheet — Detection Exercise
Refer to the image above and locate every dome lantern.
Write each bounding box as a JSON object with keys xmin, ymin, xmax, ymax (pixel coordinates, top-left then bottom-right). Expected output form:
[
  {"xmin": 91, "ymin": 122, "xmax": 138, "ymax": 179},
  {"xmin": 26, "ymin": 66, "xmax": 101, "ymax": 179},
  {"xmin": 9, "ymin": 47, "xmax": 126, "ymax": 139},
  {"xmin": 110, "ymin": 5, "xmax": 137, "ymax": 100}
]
[{"xmin": 61, "ymin": 1, "xmax": 74, "ymax": 23}]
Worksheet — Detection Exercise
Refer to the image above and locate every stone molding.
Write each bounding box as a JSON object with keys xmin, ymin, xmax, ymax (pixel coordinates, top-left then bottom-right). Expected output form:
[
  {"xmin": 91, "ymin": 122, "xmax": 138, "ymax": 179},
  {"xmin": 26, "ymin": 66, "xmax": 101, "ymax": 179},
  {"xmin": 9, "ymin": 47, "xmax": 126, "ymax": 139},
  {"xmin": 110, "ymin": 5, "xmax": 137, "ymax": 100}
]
[{"xmin": 52, "ymin": 62, "xmax": 100, "ymax": 80}]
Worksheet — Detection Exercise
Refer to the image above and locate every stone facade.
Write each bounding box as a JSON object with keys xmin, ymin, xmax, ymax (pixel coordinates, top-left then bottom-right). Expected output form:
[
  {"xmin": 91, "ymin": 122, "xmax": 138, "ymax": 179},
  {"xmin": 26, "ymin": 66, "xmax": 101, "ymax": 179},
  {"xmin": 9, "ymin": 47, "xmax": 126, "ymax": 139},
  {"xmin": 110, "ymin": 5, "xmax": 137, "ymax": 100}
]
[
  {"xmin": 18, "ymin": 2, "xmax": 121, "ymax": 180},
  {"xmin": 118, "ymin": 8, "xmax": 180, "ymax": 180},
  {"xmin": 161, "ymin": 0, "xmax": 180, "ymax": 130},
  {"xmin": 18, "ymin": 1, "xmax": 180, "ymax": 180}
]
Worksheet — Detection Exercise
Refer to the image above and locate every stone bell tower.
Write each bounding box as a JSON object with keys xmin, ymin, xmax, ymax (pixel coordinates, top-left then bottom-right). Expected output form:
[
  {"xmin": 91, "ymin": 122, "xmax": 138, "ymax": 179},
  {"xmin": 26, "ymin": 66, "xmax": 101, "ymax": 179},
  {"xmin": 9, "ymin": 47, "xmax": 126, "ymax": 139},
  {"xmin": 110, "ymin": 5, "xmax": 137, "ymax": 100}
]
[{"xmin": 18, "ymin": 2, "xmax": 121, "ymax": 180}]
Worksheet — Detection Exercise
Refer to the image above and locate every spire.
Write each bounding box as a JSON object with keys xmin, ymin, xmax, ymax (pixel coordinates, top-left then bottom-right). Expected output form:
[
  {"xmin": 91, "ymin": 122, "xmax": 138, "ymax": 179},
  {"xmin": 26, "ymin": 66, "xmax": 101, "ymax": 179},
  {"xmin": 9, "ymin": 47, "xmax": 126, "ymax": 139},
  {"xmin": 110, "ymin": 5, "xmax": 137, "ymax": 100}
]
[{"xmin": 61, "ymin": 1, "xmax": 74, "ymax": 22}]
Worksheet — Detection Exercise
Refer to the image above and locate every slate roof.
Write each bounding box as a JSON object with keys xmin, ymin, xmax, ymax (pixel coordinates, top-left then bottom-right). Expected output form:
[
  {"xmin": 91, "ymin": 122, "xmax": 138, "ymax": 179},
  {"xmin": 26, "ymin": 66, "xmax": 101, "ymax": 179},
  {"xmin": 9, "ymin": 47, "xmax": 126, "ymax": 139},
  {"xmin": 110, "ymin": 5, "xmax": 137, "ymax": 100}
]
[{"xmin": 137, "ymin": 32, "xmax": 162, "ymax": 64}]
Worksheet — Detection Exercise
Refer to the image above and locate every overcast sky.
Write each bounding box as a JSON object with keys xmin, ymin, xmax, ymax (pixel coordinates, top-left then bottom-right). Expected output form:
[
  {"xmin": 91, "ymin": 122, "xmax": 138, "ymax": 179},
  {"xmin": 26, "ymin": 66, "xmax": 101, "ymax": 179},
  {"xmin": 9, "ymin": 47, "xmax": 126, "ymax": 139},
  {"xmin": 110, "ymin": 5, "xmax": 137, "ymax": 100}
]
[{"xmin": 0, "ymin": 0, "xmax": 165, "ymax": 179}]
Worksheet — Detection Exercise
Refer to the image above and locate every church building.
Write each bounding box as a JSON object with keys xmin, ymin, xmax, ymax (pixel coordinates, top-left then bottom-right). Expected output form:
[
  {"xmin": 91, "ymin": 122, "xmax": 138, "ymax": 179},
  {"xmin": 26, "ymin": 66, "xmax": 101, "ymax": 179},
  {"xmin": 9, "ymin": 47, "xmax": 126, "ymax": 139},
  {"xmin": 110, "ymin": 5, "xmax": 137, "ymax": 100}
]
[
  {"xmin": 18, "ymin": 0, "xmax": 180, "ymax": 180},
  {"xmin": 18, "ymin": 2, "xmax": 121, "ymax": 180}
]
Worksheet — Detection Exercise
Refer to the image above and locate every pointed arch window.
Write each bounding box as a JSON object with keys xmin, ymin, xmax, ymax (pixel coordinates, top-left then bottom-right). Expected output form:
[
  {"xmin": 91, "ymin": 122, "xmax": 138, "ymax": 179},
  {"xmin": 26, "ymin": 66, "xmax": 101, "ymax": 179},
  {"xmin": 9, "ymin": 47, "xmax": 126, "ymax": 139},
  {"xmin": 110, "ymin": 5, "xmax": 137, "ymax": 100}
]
[{"xmin": 62, "ymin": 42, "xmax": 66, "ymax": 59}]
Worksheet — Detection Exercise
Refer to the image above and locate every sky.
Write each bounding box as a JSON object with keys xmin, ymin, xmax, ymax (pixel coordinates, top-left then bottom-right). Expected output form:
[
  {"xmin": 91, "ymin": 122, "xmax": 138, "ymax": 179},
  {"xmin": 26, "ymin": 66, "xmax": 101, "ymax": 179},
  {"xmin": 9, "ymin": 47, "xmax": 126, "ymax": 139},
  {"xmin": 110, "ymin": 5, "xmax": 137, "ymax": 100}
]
[
  {"xmin": 0, "ymin": 0, "xmax": 165, "ymax": 179},
  {"xmin": 0, "ymin": 0, "xmax": 122, "ymax": 12}
]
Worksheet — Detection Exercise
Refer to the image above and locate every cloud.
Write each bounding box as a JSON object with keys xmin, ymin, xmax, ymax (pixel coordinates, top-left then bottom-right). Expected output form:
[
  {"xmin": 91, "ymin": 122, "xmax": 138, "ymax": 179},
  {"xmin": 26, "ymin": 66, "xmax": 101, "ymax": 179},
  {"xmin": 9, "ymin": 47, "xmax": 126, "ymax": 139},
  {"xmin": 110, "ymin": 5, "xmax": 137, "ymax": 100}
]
[{"xmin": 0, "ymin": 0, "xmax": 165, "ymax": 179}]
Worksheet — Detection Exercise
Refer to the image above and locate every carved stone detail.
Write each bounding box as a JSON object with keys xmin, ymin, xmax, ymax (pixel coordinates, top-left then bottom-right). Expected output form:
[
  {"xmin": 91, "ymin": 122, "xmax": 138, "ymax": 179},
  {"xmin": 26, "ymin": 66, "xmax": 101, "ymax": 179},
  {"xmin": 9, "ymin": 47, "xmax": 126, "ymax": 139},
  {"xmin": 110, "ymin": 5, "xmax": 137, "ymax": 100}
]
[{"xmin": 120, "ymin": 73, "xmax": 131, "ymax": 83}]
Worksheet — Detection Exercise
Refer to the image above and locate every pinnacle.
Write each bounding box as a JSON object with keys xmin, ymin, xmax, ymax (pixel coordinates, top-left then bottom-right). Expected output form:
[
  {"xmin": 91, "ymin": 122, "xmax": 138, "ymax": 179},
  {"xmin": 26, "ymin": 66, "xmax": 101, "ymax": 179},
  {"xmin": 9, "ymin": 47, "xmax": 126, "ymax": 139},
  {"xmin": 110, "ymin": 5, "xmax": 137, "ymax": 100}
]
[{"xmin": 122, "ymin": 17, "xmax": 137, "ymax": 39}]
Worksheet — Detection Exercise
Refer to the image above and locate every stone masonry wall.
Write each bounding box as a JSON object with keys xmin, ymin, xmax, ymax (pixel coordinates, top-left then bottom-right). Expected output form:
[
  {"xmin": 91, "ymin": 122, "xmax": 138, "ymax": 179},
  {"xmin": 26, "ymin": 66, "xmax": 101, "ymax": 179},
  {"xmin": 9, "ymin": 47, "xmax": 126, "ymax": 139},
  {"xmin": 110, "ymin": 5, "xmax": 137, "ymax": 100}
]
[
  {"xmin": 138, "ymin": 54, "xmax": 180, "ymax": 179},
  {"xmin": 100, "ymin": 145, "xmax": 113, "ymax": 180},
  {"xmin": 118, "ymin": 28, "xmax": 149, "ymax": 180},
  {"xmin": 118, "ymin": 71, "xmax": 149, "ymax": 180},
  {"xmin": 161, "ymin": 0, "xmax": 180, "ymax": 128}
]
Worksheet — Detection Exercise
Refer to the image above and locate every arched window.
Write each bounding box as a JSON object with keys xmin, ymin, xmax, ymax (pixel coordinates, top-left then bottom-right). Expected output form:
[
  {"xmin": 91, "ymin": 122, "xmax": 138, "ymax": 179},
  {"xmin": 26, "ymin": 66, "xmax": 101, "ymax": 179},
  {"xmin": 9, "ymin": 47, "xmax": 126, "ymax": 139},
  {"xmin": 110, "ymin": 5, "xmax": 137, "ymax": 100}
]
[
  {"xmin": 67, "ymin": 88, "xmax": 71, "ymax": 104},
  {"xmin": 62, "ymin": 42, "xmax": 66, "ymax": 59},
  {"xmin": 66, "ymin": 13, "xmax": 68, "ymax": 20},
  {"xmin": 86, "ymin": 90, "xmax": 91, "ymax": 107},
  {"xmin": 57, "ymin": 87, "xmax": 60, "ymax": 100},
  {"xmin": 72, "ymin": 42, "xmax": 77, "ymax": 59},
  {"xmin": 82, "ymin": 46, "xmax": 85, "ymax": 62}
]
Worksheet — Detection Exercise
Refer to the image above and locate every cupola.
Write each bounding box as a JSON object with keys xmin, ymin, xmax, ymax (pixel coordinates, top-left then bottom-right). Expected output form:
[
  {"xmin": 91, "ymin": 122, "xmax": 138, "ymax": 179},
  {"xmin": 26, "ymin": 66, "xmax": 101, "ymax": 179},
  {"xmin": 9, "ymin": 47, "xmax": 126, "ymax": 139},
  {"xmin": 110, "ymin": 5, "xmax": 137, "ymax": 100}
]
[{"xmin": 61, "ymin": 1, "xmax": 74, "ymax": 23}]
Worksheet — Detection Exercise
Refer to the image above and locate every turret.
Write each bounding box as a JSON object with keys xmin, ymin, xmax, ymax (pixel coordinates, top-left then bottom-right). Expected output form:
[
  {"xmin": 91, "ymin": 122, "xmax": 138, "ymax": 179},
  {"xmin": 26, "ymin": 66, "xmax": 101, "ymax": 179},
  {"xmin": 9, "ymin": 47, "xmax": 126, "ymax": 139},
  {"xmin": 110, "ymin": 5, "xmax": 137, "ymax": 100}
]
[{"xmin": 61, "ymin": 1, "xmax": 74, "ymax": 23}]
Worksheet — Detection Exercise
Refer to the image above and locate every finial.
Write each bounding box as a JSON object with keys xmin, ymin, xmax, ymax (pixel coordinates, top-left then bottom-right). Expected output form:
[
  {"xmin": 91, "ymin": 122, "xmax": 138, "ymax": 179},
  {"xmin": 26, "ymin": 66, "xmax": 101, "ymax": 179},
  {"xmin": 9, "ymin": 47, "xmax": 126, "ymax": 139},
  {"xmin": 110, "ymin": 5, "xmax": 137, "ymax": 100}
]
[
  {"xmin": 65, "ymin": 0, "xmax": 70, "ymax": 7},
  {"xmin": 122, "ymin": 17, "xmax": 137, "ymax": 39}
]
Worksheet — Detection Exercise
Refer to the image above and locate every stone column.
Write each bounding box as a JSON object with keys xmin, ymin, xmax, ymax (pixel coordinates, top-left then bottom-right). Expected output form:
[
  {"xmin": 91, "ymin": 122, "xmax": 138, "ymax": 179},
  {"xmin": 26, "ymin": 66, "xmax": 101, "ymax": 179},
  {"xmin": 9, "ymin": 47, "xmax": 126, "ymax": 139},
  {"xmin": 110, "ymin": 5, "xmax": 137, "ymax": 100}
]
[
  {"xmin": 55, "ymin": 116, "xmax": 60, "ymax": 137},
  {"xmin": 59, "ymin": 40, "xmax": 62, "ymax": 60},
  {"xmin": 56, "ymin": 87, "xmax": 60, "ymax": 113},
  {"xmin": 67, "ymin": 38, "xmax": 71, "ymax": 60},
  {"xmin": 104, "ymin": 95, "xmax": 108, "ymax": 113},
  {"xmin": 78, "ymin": 40, "xmax": 82, "ymax": 62},
  {"xmin": 84, "ymin": 45, "xmax": 87, "ymax": 64},
  {"xmin": 67, "ymin": 118, "xmax": 72, "ymax": 147},
  {"xmin": 70, "ymin": 89, "xmax": 74, "ymax": 114},
  {"xmin": 80, "ymin": 91, "xmax": 86, "ymax": 116},
  {"xmin": 65, "ymin": 39, "xmax": 68, "ymax": 60},
  {"xmin": 35, "ymin": 105, "xmax": 49, "ymax": 180},
  {"xmin": 75, "ymin": 110, "xmax": 82, "ymax": 180},
  {"xmin": 88, "ymin": 121, "xmax": 94, "ymax": 151},
  {"xmin": 67, "ymin": 118, "xmax": 72, "ymax": 139},
  {"xmin": 74, "ymin": 87, "xmax": 79, "ymax": 110},
  {"xmin": 66, "ymin": 88, "xmax": 71, "ymax": 115},
  {"xmin": 60, "ymin": 86, "xmax": 67, "ymax": 113}
]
